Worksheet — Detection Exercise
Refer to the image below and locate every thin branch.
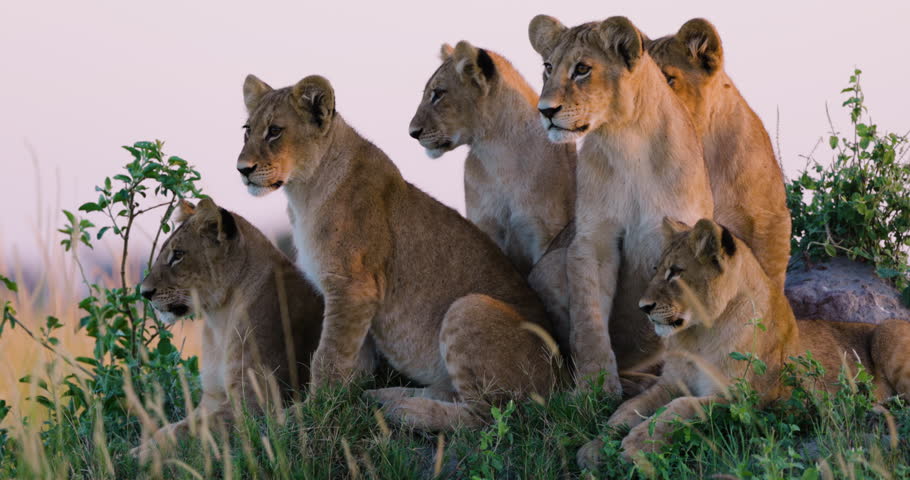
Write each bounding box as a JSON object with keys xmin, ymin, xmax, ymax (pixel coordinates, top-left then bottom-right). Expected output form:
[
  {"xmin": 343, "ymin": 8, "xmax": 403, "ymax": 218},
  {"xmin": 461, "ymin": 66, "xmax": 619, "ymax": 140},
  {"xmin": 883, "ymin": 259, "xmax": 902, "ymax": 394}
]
[
  {"xmin": 136, "ymin": 200, "xmax": 174, "ymax": 217},
  {"xmin": 7, "ymin": 316, "xmax": 93, "ymax": 377}
]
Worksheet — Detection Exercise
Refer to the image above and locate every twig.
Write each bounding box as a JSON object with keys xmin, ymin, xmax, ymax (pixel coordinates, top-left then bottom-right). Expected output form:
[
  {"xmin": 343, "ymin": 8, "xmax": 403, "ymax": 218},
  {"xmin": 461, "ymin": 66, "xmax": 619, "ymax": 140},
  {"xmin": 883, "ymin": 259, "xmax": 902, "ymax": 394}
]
[{"xmin": 9, "ymin": 316, "xmax": 93, "ymax": 377}]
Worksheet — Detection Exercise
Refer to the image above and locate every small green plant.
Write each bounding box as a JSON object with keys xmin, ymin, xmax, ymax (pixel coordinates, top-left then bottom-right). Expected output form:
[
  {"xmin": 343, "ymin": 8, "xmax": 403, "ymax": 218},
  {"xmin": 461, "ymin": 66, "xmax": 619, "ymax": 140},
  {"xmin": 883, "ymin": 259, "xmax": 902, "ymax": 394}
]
[
  {"xmin": 787, "ymin": 69, "xmax": 910, "ymax": 304},
  {"xmin": 468, "ymin": 401, "xmax": 517, "ymax": 480},
  {"xmin": 0, "ymin": 141, "xmax": 205, "ymax": 476}
]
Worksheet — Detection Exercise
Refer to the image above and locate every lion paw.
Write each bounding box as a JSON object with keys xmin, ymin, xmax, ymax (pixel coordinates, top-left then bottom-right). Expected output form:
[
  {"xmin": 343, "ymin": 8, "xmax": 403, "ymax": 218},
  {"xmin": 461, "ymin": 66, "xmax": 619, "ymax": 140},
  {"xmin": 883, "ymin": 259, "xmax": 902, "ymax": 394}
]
[
  {"xmin": 620, "ymin": 421, "xmax": 664, "ymax": 460},
  {"xmin": 576, "ymin": 438, "xmax": 605, "ymax": 471}
]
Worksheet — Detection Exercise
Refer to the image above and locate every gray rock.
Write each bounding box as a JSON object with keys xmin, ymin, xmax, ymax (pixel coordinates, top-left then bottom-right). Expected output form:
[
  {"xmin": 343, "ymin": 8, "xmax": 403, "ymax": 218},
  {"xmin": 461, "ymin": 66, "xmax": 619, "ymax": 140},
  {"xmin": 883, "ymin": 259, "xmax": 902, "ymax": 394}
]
[{"xmin": 785, "ymin": 257, "xmax": 910, "ymax": 324}]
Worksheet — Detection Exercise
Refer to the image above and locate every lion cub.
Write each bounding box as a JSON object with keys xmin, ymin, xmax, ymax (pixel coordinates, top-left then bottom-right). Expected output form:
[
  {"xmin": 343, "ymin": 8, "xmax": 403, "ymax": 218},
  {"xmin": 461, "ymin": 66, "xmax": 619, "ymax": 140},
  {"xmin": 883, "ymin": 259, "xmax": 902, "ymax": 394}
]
[
  {"xmin": 237, "ymin": 74, "xmax": 556, "ymax": 430},
  {"xmin": 647, "ymin": 19, "xmax": 791, "ymax": 289},
  {"xmin": 578, "ymin": 218, "xmax": 910, "ymax": 467},
  {"xmin": 528, "ymin": 15, "xmax": 714, "ymax": 394},
  {"xmin": 132, "ymin": 198, "xmax": 328, "ymax": 459},
  {"xmin": 408, "ymin": 41, "xmax": 576, "ymax": 277}
]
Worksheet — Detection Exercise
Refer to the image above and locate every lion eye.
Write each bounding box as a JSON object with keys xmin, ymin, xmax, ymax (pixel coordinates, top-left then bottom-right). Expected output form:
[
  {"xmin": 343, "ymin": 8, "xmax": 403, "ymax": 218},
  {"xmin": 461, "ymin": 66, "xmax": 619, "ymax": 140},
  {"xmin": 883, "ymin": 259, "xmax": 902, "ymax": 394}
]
[
  {"xmin": 543, "ymin": 63, "xmax": 553, "ymax": 76},
  {"xmin": 267, "ymin": 125, "xmax": 284, "ymax": 141},
  {"xmin": 666, "ymin": 265, "xmax": 684, "ymax": 280},
  {"xmin": 430, "ymin": 89, "xmax": 445, "ymax": 105},
  {"xmin": 663, "ymin": 72, "xmax": 677, "ymax": 87},
  {"xmin": 242, "ymin": 125, "xmax": 250, "ymax": 142},
  {"xmin": 573, "ymin": 63, "xmax": 591, "ymax": 77},
  {"xmin": 169, "ymin": 249, "xmax": 185, "ymax": 266}
]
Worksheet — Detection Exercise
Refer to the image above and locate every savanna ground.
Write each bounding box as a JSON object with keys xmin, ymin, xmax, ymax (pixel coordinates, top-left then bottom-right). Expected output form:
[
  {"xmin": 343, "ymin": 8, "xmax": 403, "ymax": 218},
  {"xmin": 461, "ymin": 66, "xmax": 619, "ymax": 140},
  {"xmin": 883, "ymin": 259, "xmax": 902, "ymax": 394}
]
[{"xmin": 1, "ymin": 71, "xmax": 909, "ymax": 479}]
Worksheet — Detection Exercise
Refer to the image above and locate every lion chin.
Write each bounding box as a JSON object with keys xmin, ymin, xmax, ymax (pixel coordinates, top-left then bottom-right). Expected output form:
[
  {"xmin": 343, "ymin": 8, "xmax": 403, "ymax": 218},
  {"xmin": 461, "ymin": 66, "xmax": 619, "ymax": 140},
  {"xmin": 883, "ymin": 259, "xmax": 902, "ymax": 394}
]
[
  {"xmin": 245, "ymin": 181, "xmax": 283, "ymax": 197},
  {"xmin": 650, "ymin": 313, "xmax": 689, "ymax": 338},
  {"xmin": 424, "ymin": 148, "xmax": 447, "ymax": 159},
  {"xmin": 542, "ymin": 120, "xmax": 588, "ymax": 144},
  {"xmin": 153, "ymin": 309, "xmax": 179, "ymax": 326}
]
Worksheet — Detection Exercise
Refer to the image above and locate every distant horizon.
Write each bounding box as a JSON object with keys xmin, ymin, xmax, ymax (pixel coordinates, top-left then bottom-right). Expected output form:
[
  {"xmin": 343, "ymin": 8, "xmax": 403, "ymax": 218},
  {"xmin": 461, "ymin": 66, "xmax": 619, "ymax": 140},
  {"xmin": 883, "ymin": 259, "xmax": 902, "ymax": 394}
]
[{"xmin": 3, "ymin": 0, "xmax": 908, "ymax": 264}]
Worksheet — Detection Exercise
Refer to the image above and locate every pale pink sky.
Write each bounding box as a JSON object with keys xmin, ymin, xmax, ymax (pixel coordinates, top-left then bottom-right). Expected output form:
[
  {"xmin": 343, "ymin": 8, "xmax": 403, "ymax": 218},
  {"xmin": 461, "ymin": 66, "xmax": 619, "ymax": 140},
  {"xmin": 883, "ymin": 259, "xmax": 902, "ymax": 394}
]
[{"xmin": 2, "ymin": 0, "xmax": 908, "ymax": 260}]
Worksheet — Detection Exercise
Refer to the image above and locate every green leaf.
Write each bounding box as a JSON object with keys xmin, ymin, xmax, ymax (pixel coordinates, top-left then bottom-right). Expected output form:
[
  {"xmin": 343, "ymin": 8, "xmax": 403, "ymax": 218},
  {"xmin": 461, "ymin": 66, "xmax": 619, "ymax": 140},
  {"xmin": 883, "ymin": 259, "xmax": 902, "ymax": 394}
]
[
  {"xmin": 829, "ymin": 136, "xmax": 838, "ymax": 149},
  {"xmin": 78, "ymin": 202, "xmax": 102, "ymax": 213},
  {"xmin": 75, "ymin": 356, "xmax": 99, "ymax": 367},
  {"xmin": 730, "ymin": 352, "xmax": 749, "ymax": 362},
  {"xmin": 0, "ymin": 275, "xmax": 17, "ymax": 293}
]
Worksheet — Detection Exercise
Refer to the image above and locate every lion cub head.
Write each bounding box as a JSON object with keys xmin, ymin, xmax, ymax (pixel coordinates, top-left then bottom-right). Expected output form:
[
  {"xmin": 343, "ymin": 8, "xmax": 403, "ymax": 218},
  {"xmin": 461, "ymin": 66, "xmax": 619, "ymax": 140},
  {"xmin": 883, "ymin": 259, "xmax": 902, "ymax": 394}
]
[
  {"xmin": 528, "ymin": 15, "xmax": 647, "ymax": 143},
  {"xmin": 237, "ymin": 74, "xmax": 337, "ymax": 196},
  {"xmin": 646, "ymin": 19, "xmax": 724, "ymax": 124},
  {"xmin": 639, "ymin": 218, "xmax": 741, "ymax": 338},
  {"xmin": 408, "ymin": 41, "xmax": 497, "ymax": 158},
  {"xmin": 140, "ymin": 198, "xmax": 239, "ymax": 324}
]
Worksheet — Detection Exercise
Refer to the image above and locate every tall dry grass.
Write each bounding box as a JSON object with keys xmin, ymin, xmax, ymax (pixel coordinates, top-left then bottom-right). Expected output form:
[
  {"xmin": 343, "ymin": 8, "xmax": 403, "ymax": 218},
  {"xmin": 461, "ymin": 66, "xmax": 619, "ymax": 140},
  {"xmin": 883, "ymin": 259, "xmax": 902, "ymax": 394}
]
[{"xmin": 0, "ymin": 223, "xmax": 203, "ymax": 427}]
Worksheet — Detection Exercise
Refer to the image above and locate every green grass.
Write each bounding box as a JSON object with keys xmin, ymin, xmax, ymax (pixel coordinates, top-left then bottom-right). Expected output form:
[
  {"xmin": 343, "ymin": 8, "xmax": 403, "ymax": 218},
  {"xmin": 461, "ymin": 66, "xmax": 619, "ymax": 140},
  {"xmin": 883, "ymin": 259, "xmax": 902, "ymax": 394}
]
[{"xmin": 2, "ymin": 367, "xmax": 907, "ymax": 480}]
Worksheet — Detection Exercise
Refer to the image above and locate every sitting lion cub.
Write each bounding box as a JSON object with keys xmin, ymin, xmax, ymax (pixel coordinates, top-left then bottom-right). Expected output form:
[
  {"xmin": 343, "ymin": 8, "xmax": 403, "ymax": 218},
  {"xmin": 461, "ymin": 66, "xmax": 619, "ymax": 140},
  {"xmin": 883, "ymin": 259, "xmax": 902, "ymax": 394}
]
[
  {"xmin": 528, "ymin": 15, "xmax": 715, "ymax": 393},
  {"xmin": 647, "ymin": 19, "xmax": 791, "ymax": 289},
  {"xmin": 408, "ymin": 41, "xmax": 576, "ymax": 277},
  {"xmin": 236, "ymin": 74, "xmax": 557, "ymax": 430},
  {"xmin": 578, "ymin": 218, "xmax": 910, "ymax": 467},
  {"xmin": 132, "ymin": 198, "xmax": 331, "ymax": 459}
]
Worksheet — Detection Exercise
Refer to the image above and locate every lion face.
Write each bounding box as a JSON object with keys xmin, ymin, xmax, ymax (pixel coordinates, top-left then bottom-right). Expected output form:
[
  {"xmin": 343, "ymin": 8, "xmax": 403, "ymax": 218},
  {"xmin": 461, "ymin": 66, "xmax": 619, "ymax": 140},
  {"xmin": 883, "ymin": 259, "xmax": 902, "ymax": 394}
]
[
  {"xmin": 237, "ymin": 75, "xmax": 336, "ymax": 197},
  {"xmin": 639, "ymin": 218, "xmax": 740, "ymax": 338},
  {"xmin": 408, "ymin": 41, "xmax": 497, "ymax": 159},
  {"xmin": 140, "ymin": 199, "xmax": 238, "ymax": 324},
  {"xmin": 646, "ymin": 19, "xmax": 724, "ymax": 123},
  {"xmin": 528, "ymin": 16, "xmax": 645, "ymax": 144}
]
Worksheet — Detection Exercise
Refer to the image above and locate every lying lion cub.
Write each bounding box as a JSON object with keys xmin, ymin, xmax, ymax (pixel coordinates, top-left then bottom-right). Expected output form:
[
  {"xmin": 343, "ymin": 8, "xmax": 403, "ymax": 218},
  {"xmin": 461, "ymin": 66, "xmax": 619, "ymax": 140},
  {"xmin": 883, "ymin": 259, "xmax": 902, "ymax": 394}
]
[
  {"xmin": 408, "ymin": 41, "xmax": 576, "ymax": 278},
  {"xmin": 528, "ymin": 15, "xmax": 715, "ymax": 394},
  {"xmin": 648, "ymin": 19, "xmax": 792, "ymax": 289},
  {"xmin": 578, "ymin": 218, "xmax": 910, "ymax": 467},
  {"xmin": 236, "ymin": 74, "xmax": 557, "ymax": 430},
  {"xmin": 132, "ymin": 198, "xmax": 333, "ymax": 459}
]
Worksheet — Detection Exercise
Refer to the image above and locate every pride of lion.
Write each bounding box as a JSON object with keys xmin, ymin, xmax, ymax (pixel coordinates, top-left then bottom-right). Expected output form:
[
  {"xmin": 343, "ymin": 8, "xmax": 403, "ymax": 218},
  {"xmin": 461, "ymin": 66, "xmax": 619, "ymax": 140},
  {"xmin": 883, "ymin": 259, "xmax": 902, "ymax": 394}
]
[{"xmin": 132, "ymin": 13, "xmax": 910, "ymax": 471}]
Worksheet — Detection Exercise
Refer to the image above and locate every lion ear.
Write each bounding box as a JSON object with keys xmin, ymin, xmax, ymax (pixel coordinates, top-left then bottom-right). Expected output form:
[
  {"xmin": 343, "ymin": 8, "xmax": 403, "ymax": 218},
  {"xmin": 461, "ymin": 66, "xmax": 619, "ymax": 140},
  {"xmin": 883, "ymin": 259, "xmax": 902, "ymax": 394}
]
[
  {"xmin": 194, "ymin": 198, "xmax": 237, "ymax": 243},
  {"xmin": 528, "ymin": 15, "xmax": 566, "ymax": 58},
  {"xmin": 291, "ymin": 75, "xmax": 336, "ymax": 134},
  {"xmin": 439, "ymin": 43, "xmax": 454, "ymax": 61},
  {"xmin": 661, "ymin": 217, "xmax": 690, "ymax": 242},
  {"xmin": 690, "ymin": 219, "xmax": 736, "ymax": 267},
  {"xmin": 600, "ymin": 16, "xmax": 644, "ymax": 71},
  {"xmin": 175, "ymin": 200, "xmax": 196, "ymax": 223},
  {"xmin": 677, "ymin": 18, "xmax": 723, "ymax": 74},
  {"xmin": 243, "ymin": 74, "xmax": 273, "ymax": 113},
  {"xmin": 453, "ymin": 41, "xmax": 496, "ymax": 92}
]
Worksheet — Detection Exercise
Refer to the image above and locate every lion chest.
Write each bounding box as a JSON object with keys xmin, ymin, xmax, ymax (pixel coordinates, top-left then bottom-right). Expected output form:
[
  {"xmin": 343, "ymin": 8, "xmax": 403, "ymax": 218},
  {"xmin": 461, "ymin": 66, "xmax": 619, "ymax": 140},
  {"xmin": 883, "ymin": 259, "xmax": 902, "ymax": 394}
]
[{"xmin": 288, "ymin": 209, "xmax": 324, "ymax": 292}]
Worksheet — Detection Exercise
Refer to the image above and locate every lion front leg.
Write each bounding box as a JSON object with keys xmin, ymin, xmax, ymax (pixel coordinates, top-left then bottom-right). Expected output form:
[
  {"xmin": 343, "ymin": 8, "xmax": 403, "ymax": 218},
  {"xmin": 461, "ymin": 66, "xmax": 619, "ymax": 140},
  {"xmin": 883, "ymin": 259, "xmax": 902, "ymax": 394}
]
[
  {"xmin": 310, "ymin": 276, "xmax": 380, "ymax": 391},
  {"xmin": 568, "ymin": 223, "xmax": 623, "ymax": 395},
  {"xmin": 621, "ymin": 394, "xmax": 723, "ymax": 460},
  {"xmin": 577, "ymin": 380, "xmax": 681, "ymax": 470},
  {"xmin": 130, "ymin": 393, "xmax": 231, "ymax": 461}
]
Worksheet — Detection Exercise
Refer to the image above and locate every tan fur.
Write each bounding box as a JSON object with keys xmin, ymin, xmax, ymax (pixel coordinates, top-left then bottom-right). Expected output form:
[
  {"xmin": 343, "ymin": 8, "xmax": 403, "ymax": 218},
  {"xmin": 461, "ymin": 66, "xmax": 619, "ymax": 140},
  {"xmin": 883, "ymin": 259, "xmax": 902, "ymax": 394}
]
[
  {"xmin": 408, "ymin": 41, "xmax": 576, "ymax": 277},
  {"xmin": 647, "ymin": 19, "xmax": 791, "ymax": 289},
  {"xmin": 577, "ymin": 218, "xmax": 910, "ymax": 467},
  {"xmin": 237, "ymin": 74, "xmax": 557, "ymax": 431},
  {"xmin": 528, "ymin": 15, "xmax": 714, "ymax": 394},
  {"xmin": 131, "ymin": 199, "xmax": 339, "ymax": 458}
]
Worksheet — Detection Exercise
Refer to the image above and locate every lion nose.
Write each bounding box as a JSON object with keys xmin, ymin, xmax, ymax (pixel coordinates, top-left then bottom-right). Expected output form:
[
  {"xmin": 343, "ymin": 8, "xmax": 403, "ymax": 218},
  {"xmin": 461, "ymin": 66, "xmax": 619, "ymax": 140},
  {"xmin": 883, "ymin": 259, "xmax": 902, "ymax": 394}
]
[
  {"xmin": 409, "ymin": 128, "xmax": 423, "ymax": 140},
  {"xmin": 237, "ymin": 164, "xmax": 257, "ymax": 177},
  {"xmin": 639, "ymin": 302, "xmax": 656, "ymax": 314},
  {"xmin": 141, "ymin": 287, "xmax": 156, "ymax": 301},
  {"xmin": 538, "ymin": 105, "xmax": 562, "ymax": 119}
]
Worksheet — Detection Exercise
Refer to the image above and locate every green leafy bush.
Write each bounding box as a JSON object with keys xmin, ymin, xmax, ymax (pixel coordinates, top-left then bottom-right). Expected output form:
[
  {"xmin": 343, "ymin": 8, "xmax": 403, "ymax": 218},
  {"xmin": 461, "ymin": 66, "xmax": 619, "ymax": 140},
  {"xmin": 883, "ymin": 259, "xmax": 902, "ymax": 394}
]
[
  {"xmin": 787, "ymin": 69, "xmax": 910, "ymax": 303},
  {"xmin": 0, "ymin": 141, "xmax": 205, "ymax": 477}
]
